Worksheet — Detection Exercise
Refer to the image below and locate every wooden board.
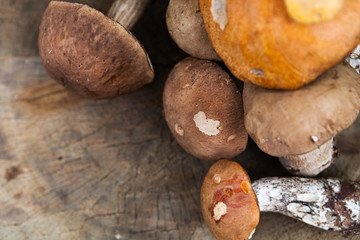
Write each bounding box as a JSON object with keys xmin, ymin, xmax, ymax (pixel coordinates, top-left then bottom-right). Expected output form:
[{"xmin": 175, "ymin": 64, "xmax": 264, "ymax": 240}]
[{"xmin": 0, "ymin": 0, "xmax": 359, "ymax": 239}]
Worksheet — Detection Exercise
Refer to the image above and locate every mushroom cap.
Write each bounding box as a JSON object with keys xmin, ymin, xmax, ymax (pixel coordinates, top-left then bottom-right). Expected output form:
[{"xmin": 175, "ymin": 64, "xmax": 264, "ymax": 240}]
[
  {"xmin": 201, "ymin": 159, "xmax": 259, "ymax": 240},
  {"xmin": 243, "ymin": 62, "xmax": 360, "ymax": 157},
  {"xmin": 199, "ymin": 0, "xmax": 360, "ymax": 89},
  {"xmin": 38, "ymin": 1, "xmax": 154, "ymax": 99},
  {"xmin": 163, "ymin": 57, "xmax": 248, "ymax": 161},
  {"xmin": 166, "ymin": 0, "xmax": 220, "ymax": 61}
]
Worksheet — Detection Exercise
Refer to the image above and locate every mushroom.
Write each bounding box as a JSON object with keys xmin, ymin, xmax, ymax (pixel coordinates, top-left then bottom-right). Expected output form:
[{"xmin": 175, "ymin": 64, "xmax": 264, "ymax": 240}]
[
  {"xmin": 199, "ymin": 0, "xmax": 360, "ymax": 89},
  {"xmin": 243, "ymin": 62, "xmax": 360, "ymax": 175},
  {"xmin": 163, "ymin": 57, "xmax": 248, "ymax": 161},
  {"xmin": 166, "ymin": 0, "xmax": 220, "ymax": 61},
  {"xmin": 202, "ymin": 159, "xmax": 360, "ymax": 240},
  {"xmin": 38, "ymin": 1, "xmax": 153, "ymax": 99}
]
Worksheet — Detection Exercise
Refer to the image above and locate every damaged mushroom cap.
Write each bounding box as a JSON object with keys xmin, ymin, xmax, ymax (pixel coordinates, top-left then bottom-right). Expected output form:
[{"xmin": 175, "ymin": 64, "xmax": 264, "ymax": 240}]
[
  {"xmin": 243, "ymin": 62, "xmax": 360, "ymax": 157},
  {"xmin": 201, "ymin": 159, "xmax": 259, "ymax": 240},
  {"xmin": 279, "ymin": 138, "xmax": 337, "ymax": 176},
  {"xmin": 38, "ymin": 1, "xmax": 154, "ymax": 99},
  {"xmin": 166, "ymin": 0, "xmax": 221, "ymax": 61},
  {"xmin": 163, "ymin": 57, "xmax": 248, "ymax": 161},
  {"xmin": 199, "ymin": 0, "xmax": 360, "ymax": 89}
]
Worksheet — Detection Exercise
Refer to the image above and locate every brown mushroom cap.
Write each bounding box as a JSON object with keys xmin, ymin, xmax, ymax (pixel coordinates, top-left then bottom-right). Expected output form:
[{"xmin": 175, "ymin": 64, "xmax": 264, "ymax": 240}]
[
  {"xmin": 166, "ymin": 0, "xmax": 220, "ymax": 61},
  {"xmin": 38, "ymin": 1, "xmax": 154, "ymax": 99},
  {"xmin": 163, "ymin": 57, "xmax": 248, "ymax": 161},
  {"xmin": 243, "ymin": 62, "xmax": 360, "ymax": 157},
  {"xmin": 201, "ymin": 159, "xmax": 259, "ymax": 240},
  {"xmin": 199, "ymin": 0, "xmax": 360, "ymax": 90}
]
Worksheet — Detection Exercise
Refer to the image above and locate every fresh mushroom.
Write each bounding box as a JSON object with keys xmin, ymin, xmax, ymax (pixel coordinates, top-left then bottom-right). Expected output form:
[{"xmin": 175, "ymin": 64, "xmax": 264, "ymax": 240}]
[
  {"xmin": 243, "ymin": 62, "xmax": 360, "ymax": 175},
  {"xmin": 163, "ymin": 57, "xmax": 248, "ymax": 161},
  {"xmin": 166, "ymin": 0, "xmax": 220, "ymax": 61},
  {"xmin": 202, "ymin": 159, "xmax": 360, "ymax": 240},
  {"xmin": 199, "ymin": 0, "xmax": 360, "ymax": 89},
  {"xmin": 38, "ymin": 1, "xmax": 153, "ymax": 99}
]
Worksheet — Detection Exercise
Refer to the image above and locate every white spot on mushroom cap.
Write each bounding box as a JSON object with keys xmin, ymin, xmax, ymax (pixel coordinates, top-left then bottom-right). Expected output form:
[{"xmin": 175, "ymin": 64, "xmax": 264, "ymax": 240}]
[
  {"xmin": 311, "ymin": 135, "xmax": 319, "ymax": 142},
  {"xmin": 250, "ymin": 68, "xmax": 265, "ymax": 77},
  {"xmin": 227, "ymin": 134, "xmax": 236, "ymax": 142},
  {"xmin": 174, "ymin": 123, "xmax": 184, "ymax": 136},
  {"xmin": 213, "ymin": 202, "xmax": 227, "ymax": 221},
  {"xmin": 213, "ymin": 174, "xmax": 221, "ymax": 184},
  {"xmin": 211, "ymin": 0, "xmax": 228, "ymax": 30},
  {"xmin": 193, "ymin": 111, "xmax": 220, "ymax": 136},
  {"xmin": 248, "ymin": 228, "xmax": 256, "ymax": 239}
]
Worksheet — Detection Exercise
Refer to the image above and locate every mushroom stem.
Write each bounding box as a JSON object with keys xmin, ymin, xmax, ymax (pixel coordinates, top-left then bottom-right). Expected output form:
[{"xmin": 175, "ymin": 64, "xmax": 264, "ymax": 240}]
[
  {"xmin": 108, "ymin": 0, "xmax": 151, "ymax": 29},
  {"xmin": 252, "ymin": 177, "xmax": 360, "ymax": 233},
  {"xmin": 347, "ymin": 44, "xmax": 360, "ymax": 74},
  {"xmin": 278, "ymin": 138, "xmax": 337, "ymax": 176}
]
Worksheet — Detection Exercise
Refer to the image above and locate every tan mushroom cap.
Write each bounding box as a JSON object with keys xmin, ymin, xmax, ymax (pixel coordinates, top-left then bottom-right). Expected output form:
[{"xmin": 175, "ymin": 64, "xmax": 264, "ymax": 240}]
[
  {"xmin": 166, "ymin": 0, "xmax": 220, "ymax": 61},
  {"xmin": 38, "ymin": 1, "xmax": 154, "ymax": 99},
  {"xmin": 199, "ymin": 0, "xmax": 360, "ymax": 90},
  {"xmin": 163, "ymin": 57, "xmax": 248, "ymax": 161},
  {"xmin": 243, "ymin": 62, "xmax": 360, "ymax": 157},
  {"xmin": 201, "ymin": 159, "xmax": 259, "ymax": 240}
]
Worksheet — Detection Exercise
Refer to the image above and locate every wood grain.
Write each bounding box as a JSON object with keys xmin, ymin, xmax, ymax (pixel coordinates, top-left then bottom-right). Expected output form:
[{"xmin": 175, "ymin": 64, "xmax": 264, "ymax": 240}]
[{"xmin": 0, "ymin": 0, "xmax": 359, "ymax": 239}]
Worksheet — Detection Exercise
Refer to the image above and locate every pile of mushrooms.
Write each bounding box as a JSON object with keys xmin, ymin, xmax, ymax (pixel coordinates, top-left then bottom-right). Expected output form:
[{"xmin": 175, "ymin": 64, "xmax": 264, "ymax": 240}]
[
  {"xmin": 37, "ymin": 0, "xmax": 360, "ymax": 239},
  {"xmin": 162, "ymin": 0, "xmax": 360, "ymax": 239}
]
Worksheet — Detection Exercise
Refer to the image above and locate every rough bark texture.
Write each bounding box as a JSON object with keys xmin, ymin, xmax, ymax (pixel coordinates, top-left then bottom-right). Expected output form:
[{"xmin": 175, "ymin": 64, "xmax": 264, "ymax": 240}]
[
  {"xmin": 253, "ymin": 177, "xmax": 360, "ymax": 234},
  {"xmin": 108, "ymin": 0, "xmax": 151, "ymax": 29},
  {"xmin": 0, "ymin": 0, "xmax": 360, "ymax": 239}
]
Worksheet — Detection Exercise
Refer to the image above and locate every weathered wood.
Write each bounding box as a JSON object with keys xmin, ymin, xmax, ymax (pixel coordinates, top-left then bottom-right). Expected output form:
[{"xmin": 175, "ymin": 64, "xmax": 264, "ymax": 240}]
[{"xmin": 0, "ymin": 0, "xmax": 359, "ymax": 239}]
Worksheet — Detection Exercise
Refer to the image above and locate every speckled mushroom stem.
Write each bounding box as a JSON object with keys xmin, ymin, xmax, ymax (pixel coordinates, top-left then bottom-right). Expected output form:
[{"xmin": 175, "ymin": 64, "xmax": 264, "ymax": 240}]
[
  {"xmin": 252, "ymin": 177, "xmax": 360, "ymax": 234},
  {"xmin": 108, "ymin": 0, "xmax": 151, "ymax": 29},
  {"xmin": 347, "ymin": 44, "xmax": 360, "ymax": 74},
  {"xmin": 278, "ymin": 138, "xmax": 337, "ymax": 176}
]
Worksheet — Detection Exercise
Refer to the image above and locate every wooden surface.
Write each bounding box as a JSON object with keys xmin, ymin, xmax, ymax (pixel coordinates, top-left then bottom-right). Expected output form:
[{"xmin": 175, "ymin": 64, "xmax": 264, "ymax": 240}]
[{"xmin": 0, "ymin": 0, "xmax": 359, "ymax": 239}]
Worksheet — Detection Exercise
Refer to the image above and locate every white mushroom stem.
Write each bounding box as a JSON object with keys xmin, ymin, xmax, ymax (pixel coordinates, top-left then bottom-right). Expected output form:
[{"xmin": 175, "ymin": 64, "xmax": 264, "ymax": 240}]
[
  {"xmin": 252, "ymin": 177, "xmax": 360, "ymax": 233},
  {"xmin": 107, "ymin": 0, "xmax": 151, "ymax": 29},
  {"xmin": 347, "ymin": 44, "xmax": 360, "ymax": 74},
  {"xmin": 278, "ymin": 138, "xmax": 336, "ymax": 176}
]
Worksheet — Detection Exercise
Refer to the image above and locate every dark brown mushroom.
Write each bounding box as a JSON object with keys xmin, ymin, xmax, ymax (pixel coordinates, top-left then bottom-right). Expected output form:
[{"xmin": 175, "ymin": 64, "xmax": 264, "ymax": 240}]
[{"xmin": 38, "ymin": 1, "xmax": 153, "ymax": 99}]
